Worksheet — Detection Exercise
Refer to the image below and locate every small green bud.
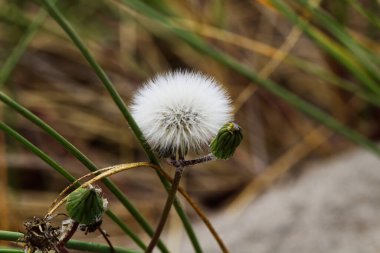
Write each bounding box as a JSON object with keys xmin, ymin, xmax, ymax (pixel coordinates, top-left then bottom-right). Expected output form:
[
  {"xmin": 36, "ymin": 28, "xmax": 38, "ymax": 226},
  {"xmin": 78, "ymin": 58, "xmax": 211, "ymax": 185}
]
[
  {"xmin": 66, "ymin": 185, "xmax": 107, "ymax": 225},
  {"xmin": 210, "ymin": 122, "xmax": 243, "ymax": 159}
]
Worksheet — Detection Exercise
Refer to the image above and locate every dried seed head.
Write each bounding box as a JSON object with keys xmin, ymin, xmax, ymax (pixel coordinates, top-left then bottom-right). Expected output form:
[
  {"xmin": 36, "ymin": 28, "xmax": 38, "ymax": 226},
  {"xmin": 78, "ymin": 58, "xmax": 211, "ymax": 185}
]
[{"xmin": 21, "ymin": 216, "xmax": 61, "ymax": 253}]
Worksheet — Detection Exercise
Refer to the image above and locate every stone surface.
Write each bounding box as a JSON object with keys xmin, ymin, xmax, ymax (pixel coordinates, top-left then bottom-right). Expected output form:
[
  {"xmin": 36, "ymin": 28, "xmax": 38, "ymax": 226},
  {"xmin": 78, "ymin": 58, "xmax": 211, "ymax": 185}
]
[{"xmin": 183, "ymin": 147, "xmax": 380, "ymax": 253}]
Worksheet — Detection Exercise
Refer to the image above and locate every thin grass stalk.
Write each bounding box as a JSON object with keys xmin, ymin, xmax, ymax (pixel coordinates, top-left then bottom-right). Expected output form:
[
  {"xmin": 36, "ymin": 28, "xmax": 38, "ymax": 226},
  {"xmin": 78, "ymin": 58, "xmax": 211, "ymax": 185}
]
[
  {"xmin": 0, "ymin": 89, "xmax": 196, "ymax": 252},
  {"xmin": 111, "ymin": 2, "xmax": 380, "ymax": 110},
  {"xmin": 0, "ymin": 91, "xmax": 166, "ymax": 251},
  {"xmin": 0, "ymin": 8, "xmax": 47, "ymax": 86},
  {"xmin": 0, "ymin": 230, "xmax": 141, "ymax": 253},
  {"xmin": 289, "ymin": 58, "xmax": 380, "ymax": 107},
  {"xmin": 40, "ymin": 1, "xmax": 201, "ymax": 251},
  {"xmin": 0, "ymin": 4, "xmax": 30, "ymax": 29},
  {"xmin": 0, "ymin": 121, "xmax": 76, "ymax": 182},
  {"xmin": 0, "ymin": 249, "xmax": 23, "ymax": 253},
  {"xmin": 46, "ymin": 161, "xmax": 227, "ymax": 253},
  {"xmin": 269, "ymin": 0, "xmax": 380, "ymax": 96},
  {"xmin": 349, "ymin": 0, "xmax": 380, "ymax": 29},
  {"xmin": 118, "ymin": 0, "xmax": 380, "ymax": 158},
  {"xmin": 294, "ymin": 0, "xmax": 380, "ymax": 78},
  {"xmin": 0, "ymin": 121, "xmax": 147, "ymax": 250}
]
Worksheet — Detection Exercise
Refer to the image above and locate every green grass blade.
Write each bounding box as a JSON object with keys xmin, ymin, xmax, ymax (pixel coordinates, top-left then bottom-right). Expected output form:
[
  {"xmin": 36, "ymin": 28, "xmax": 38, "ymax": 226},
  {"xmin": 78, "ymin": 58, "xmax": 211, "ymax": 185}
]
[
  {"xmin": 39, "ymin": 0, "xmax": 156, "ymax": 165},
  {"xmin": 0, "ymin": 7, "xmax": 47, "ymax": 87},
  {"xmin": 40, "ymin": 0, "xmax": 200, "ymax": 251},
  {"xmin": 119, "ymin": 0, "xmax": 380, "ymax": 158},
  {"xmin": 0, "ymin": 121, "xmax": 76, "ymax": 183},
  {"xmin": 0, "ymin": 92, "xmax": 159, "ymax": 251},
  {"xmin": 289, "ymin": 57, "xmax": 380, "ymax": 107},
  {"xmin": 294, "ymin": 0, "xmax": 380, "ymax": 80},
  {"xmin": 0, "ymin": 121, "xmax": 146, "ymax": 250},
  {"xmin": 348, "ymin": 0, "xmax": 380, "ymax": 30},
  {"xmin": 268, "ymin": 0, "xmax": 380, "ymax": 96},
  {"xmin": 0, "ymin": 230, "xmax": 142, "ymax": 253},
  {"xmin": 0, "ymin": 249, "xmax": 24, "ymax": 253},
  {"xmin": 113, "ymin": 3, "xmax": 380, "ymax": 109},
  {"xmin": 0, "ymin": 4, "xmax": 30, "ymax": 29},
  {"xmin": 106, "ymin": 210, "xmax": 147, "ymax": 250}
]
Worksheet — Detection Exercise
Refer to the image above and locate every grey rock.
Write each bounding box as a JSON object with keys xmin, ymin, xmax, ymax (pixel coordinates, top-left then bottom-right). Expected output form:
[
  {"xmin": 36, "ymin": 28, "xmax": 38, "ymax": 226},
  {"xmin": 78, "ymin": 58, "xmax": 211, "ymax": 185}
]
[{"xmin": 184, "ymin": 147, "xmax": 380, "ymax": 253}]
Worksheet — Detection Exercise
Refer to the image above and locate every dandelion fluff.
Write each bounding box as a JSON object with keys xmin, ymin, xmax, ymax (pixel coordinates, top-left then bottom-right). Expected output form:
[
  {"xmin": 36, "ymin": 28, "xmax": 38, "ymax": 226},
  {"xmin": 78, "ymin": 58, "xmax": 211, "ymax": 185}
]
[{"xmin": 131, "ymin": 70, "xmax": 233, "ymax": 157}]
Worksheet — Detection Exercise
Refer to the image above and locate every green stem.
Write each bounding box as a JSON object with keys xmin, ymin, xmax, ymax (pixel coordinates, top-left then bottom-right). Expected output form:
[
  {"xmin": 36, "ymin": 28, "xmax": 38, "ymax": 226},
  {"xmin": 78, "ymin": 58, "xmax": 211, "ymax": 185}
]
[
  {"xmin": 0, "ymin": 92, "xmax": 156, "ymax": 250},
  {"xmin": 0, "ymin": 68, "xmax": 161, "ymax": 252},
  {"xmin": 170, "ymin": 154, "xmax": 216, "ymax": 167},
  {"xmin": 0, "ymin": 249, "xmax": 24, "ymax": 253},
  {"xmin": 145, "ymin": 165, "xmax": 184, "ymax": 253},
  {"xmin": 0, "ymin": 7, "xmax": 47, "ymax": 87},
  {"xmin": 0, "ymin": 230, "xmax": 141, "ymax": 253},
  {"xmin": 269, "ymin": 0, "xmax": 380, "ymax": 95},
  {"xmin": 0, "ymin": 121, "xmax": 76, "ymax": 183},
  {"xmin": 293, "ymin": 0, "xmax": 380, "ymax": 83},
  {"xmin": 0, "ymin": 121, "xmax": 146, "ymax": 250},
  {"xmin": 106, "ymin": 210, "xmax": 147, "ymax": 250},
  {"xmin": 120, "ymin": 0, "xmax": 380, "ymax": 158},
  {"xmin": 40, "ymin": 0, "xmax": 200, "ymax": 251}
]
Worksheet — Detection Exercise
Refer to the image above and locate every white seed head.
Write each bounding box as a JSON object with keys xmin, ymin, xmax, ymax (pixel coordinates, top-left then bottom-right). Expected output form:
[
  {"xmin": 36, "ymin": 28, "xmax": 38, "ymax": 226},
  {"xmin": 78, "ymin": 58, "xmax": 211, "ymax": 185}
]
[{"xmin": 131, "ymin": 70, "xmax": 233, "ymax": 157}]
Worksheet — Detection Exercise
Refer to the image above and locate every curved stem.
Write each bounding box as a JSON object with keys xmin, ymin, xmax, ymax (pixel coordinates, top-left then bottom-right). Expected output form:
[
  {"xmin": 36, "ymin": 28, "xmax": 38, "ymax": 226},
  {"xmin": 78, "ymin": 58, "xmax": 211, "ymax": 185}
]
[
  {"xmin": 0, "ymin": 122, "xmax": 146, "ymax": 250},
  {"xmin": 37, "ymin": 0, "xmax": 201, "ymax": 250},
  {"xmin": 145, "ymin": 165, "xmax": 185, "ymax": 253},
  {"xmin": 57, "ymin": 221, "xmax": 79, "ymax": 252}
]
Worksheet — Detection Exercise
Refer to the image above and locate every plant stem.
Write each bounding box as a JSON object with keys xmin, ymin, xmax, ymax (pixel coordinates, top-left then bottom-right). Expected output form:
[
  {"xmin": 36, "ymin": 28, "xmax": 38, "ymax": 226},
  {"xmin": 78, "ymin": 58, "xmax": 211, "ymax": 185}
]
[
  {"xmin": 120, "ymin": 0, "xmax": 380, "ymax": 159},
  {"xmin": 0, "ymin": 122, "xmax": 146, "ymax": 250},
  {"xmin": 145, "ymin": 165, "xmax": 185, "ymax": 253},
  {"xmin": 0, "ymin": 249, "xmax": 24, "ymax": 253},
  {"xmin": 0, "ymin": 230, "xmax": 141, "ymax": 253},
  {"xmin": 57, "ymin": 221, "xmax": 79, "ymax": 252},
  {"xmin": 98, "ymin": 227, "xmax": 115, "ymax": 253},
  {"xmin": 0, "ymin": 7, "xmax": 47, "ymax": 87},
  {"xmin": 39, "ymin": 0, "xmax": 200, "ymax": 250},
  {"xmin": 170, "ymin": 154, "xmax": 216, "ymax": 167}
]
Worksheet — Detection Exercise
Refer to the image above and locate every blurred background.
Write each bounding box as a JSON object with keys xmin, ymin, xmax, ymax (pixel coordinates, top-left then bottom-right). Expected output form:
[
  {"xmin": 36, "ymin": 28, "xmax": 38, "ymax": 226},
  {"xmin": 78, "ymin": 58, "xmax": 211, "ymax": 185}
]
[{"xmin": 1, "ymin": 0, "xmax": 380, "ymax": 252}]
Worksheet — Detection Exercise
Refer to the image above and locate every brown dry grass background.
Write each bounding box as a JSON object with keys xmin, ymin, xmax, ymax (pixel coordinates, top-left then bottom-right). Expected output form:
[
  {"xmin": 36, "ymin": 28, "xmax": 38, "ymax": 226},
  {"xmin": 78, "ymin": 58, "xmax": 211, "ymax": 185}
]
[{"xmin": 1, "ymin": 0, "xmax": 380, "ymax": 250}]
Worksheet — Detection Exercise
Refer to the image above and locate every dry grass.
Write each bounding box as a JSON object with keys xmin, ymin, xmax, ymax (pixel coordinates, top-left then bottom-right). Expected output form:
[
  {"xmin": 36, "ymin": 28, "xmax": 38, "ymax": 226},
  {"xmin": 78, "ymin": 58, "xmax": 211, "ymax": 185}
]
[{"xmin": 1, "ymin": 0, "xmax": 380, "ymax": 250}]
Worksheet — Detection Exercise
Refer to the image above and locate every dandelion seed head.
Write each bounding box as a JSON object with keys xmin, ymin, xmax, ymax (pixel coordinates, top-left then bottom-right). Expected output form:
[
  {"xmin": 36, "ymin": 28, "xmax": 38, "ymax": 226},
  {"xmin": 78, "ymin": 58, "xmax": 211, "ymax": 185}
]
[{"xmin": 131, "ymin": 70, "xmax": 233, "ymax": 157}]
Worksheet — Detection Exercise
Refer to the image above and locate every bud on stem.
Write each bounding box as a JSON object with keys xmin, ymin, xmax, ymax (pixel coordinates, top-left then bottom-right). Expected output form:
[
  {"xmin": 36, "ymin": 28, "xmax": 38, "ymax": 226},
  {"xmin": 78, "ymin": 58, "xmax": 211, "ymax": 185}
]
[{"xmin": 210, "ymin": 122, "xmax": 243, "ymax": 159}]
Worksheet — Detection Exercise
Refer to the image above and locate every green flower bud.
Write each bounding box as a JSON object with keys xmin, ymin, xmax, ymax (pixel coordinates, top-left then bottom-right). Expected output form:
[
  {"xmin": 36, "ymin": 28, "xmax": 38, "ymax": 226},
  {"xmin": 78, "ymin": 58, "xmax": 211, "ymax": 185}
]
[
  {"xmin": 66, "ymin": 185, "xmax": 107, "ymax": 225},
  {"xmin": 210, "ymin": 122, "xmax": 243, "ymax": 159}
]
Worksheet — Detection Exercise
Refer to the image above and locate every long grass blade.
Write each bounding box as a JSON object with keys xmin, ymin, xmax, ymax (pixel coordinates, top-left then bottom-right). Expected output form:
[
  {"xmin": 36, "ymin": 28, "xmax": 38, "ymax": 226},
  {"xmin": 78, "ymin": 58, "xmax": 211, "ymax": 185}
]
[
  {"xmin": 40, "ymin": 0, "xmax": 201, "ymax": 251},
  {"xmin": 0, "ymin": 121, "xmax": 76, "ymax": 182},
  {"xmin": 0, "ymin": 230, "xmax": 141, "ymax": 253},
  {"xmin": 0, "ymin": 121, "xmax": 146, "ymax": 250},
  {"xmin": 0, "ymin": 92, "xmax": 160, "ymax": 251},
  {"xmin": 118, "ymin": 0, "xmax": 380, "ymax": 158},
  {"xmin": 268, "ymin": 0, "xmax": 380, "ymax": 96},
  {"xmin": 349, "ymin": 0, "xmax": 380, "ymax": 29},
  {"xmin": 0, "ymin": 8, "xmax": 47, "ymax": 87},
  {"xmin": 294, "ymin": 0, "xmax": 380, "ymax": 79}
]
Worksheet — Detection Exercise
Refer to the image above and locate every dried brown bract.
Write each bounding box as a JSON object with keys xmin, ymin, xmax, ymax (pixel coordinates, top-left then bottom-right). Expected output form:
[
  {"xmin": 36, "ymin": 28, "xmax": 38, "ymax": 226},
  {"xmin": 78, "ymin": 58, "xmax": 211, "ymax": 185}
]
[{"xmin": 20, "ymin": 216, "xmax": 61, "ymax": 253}]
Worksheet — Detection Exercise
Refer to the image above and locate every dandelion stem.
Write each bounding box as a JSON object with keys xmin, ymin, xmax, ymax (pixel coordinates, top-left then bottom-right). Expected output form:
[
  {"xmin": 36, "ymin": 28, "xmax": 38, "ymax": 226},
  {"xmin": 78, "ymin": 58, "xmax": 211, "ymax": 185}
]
[
  {"xmin": 98, "ymin": 227, "xmax": 115, "ymax": 253},
  {"xmin": 145, "ymin": 165, "xmax": 185, "ymax": 253},
  {"xmin": 170, "ymin": 154, "xmax": 216, "ymax": 167}
]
